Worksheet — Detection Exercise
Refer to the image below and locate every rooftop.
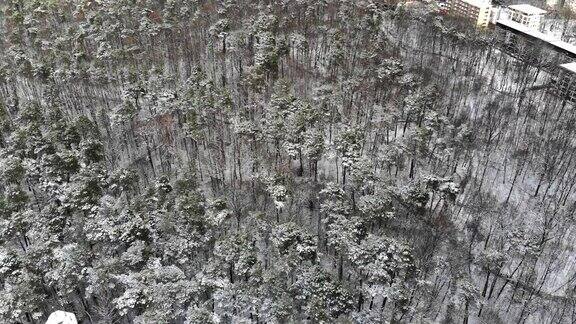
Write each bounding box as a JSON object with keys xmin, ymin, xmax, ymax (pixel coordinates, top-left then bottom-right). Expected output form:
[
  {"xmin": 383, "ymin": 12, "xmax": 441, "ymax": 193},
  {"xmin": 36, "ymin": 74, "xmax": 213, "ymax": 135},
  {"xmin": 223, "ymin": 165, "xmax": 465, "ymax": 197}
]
[
  {"xmin": 496, "ymin": 19, "xmax": 576, "ymax": 57},
  {"xmin": 508, "ymin": 4, "xmax": 548, "ymax": 15},
  {"xmin": 462, "ymin": 0, "xmax": 491, "ymax": 7},
  {"xmin": 560, "ymin": 62, "xmax": 576, "ymax": 73}
]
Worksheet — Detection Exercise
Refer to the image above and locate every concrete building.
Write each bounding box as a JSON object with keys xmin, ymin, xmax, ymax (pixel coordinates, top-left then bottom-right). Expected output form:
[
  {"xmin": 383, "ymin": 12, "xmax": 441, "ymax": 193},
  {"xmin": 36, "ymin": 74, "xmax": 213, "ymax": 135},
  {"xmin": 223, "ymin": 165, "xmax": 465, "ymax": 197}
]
[
  {"xmin": 495, "ymin": 12, "xmax": 576, "ymax": 65},
  {"xmin": 489, "ymin": 6, "xmax": 502, "ymax": 25},
  {"xmin": 504, "ymin": 4, "xmax": 547, "ymax": 30},
  {"xmin": 447, "ymin": 0, "xmax": 492, "ymax": 28},
  {"xmin": 494, "ymin": 4, "xmax": 576, "ymax": 103},
  {"xmin": 550, "ymin": 62, "xmax": 576, "ymax": 102}
]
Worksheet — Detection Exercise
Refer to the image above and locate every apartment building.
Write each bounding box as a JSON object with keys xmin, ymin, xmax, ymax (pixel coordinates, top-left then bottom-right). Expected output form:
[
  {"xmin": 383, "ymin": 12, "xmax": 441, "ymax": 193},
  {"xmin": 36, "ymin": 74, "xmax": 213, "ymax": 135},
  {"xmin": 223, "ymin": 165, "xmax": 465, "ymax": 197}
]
[
  {"xmin": 447, "ymin": 0, "xmax": 492, "ymax": 28},
  {"xmin": 494, "ymin": 4, "xmax": 576, "ymax": 103},
  {"xmin": 494, "ymin": 4, "xmax": 575, "ymax": 65},
  {"xmin": 495, "ymin": 16, "xmax": 576, "ymax": 66},
  {"xmin": 504, "ymin": 4, "xmax": 547, "ymax": 30},
  {"xmin": 550, "ymin": 62, "xmax": 576, "ymax": 102}
]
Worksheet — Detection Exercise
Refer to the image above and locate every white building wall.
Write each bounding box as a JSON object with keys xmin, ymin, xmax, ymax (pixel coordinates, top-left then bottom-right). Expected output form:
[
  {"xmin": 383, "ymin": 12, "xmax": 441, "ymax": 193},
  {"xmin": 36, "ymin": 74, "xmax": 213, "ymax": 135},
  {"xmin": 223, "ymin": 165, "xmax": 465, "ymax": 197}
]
[{"xmin": 503, "ymin": 7, "xmax": 546, "ymax": 30}]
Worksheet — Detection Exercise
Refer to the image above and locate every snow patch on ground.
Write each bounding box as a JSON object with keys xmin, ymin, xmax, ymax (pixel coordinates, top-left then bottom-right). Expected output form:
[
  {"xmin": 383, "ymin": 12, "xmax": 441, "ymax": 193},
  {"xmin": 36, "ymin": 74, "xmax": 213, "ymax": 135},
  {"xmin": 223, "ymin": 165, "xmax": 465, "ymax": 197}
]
[{"xmin": 45, "ymin": 311, "xmax": 77, "ymax": 324}]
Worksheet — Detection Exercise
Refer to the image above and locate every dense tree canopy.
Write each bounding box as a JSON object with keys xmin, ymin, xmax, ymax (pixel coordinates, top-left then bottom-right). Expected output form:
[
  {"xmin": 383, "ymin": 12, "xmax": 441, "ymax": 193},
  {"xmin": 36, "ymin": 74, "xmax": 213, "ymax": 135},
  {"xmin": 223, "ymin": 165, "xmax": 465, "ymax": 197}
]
[{"xmin": 1, "ymin": 0, "xmax": 576, "ymax": 323}]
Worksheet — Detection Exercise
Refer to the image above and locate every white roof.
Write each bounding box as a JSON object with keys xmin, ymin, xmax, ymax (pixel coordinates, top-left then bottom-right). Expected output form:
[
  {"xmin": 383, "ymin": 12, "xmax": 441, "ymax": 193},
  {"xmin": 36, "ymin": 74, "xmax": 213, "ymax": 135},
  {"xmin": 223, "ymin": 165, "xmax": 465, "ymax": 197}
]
[
  {"xmin": 46, "ymin": 311, "xmax": 78, "ymax": 324},
  {"xmin": 508, "ymin": 4, "xmax": 547, "ymax": 15},
  {"xmin": 560, "ymin": 62, "xmax": 576, "ymax": 73},
  {"xmin": 496, "ymin": 19, "xmax": 576, "ymax": 55},
  {"xmin": 462, "ymin": 0, "xmax": 491, "ymax": 8}
]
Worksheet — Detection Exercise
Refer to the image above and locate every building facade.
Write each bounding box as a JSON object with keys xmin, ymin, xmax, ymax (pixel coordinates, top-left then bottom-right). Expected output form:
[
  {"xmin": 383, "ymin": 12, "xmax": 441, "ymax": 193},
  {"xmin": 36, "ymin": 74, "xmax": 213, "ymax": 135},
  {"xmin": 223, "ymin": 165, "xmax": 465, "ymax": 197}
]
[
  {"xmin": 550, "ymin": 62, "xmax": 576, "ymax": 102},
  {"xmin": 504, "ymin": 4, "xmax": 547, "ymax": 30},
  {"xmin": 494, "ymin": 4, "xmax": 576, "ymax": 103},
  {"xmin": 495, "ymin": 8, "xmax": 576, "ymax": 68},
  {"xmin": 447, "ymin": 0, "xmax": 492, "ymax": 28}
]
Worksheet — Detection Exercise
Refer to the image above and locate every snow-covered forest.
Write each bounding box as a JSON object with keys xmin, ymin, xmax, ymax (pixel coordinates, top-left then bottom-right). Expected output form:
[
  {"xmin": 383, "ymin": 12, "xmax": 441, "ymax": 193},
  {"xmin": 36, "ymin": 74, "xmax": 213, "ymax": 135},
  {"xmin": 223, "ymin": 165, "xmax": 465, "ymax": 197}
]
[{"xmin": 1, "ymin": 0, "xmax": 576, "ymax": 323}]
